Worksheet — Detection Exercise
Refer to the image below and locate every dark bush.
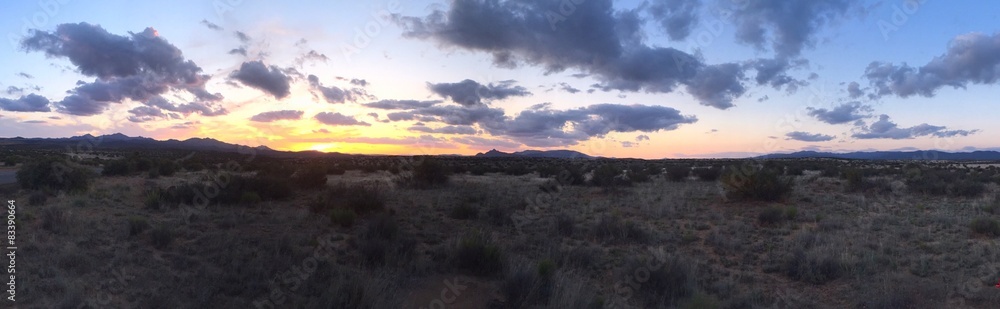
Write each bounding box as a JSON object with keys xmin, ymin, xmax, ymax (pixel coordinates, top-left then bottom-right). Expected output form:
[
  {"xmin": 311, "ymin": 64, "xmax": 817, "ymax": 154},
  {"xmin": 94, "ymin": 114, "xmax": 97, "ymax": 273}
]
[
  {"xmin": 665, "ymin": 165, "xmax": 690, "ymax": 182},
  {"xmin": 622, "ymin": 254, "xmax": 695, "ymax": 307},
  {"xmin": 311, "ymin": 183, "xmax": 386, "ymax": 215},
  {"xmin": 150, "ymin": 225, "xmax": 173, "ymax": 249},
  {"xmin": 409, "ymin": 157, "xmax": 451, "ymax": 188},
  {"xmin": 970, "ymin": 218, "xmax": 1000, "ymax": 236},
  {"xmin": 783, "ymin": 248, "xmax": 843, "ymax": 284},
  {"xmin": 291, "ymin": 167, "xmax": 329, "ymax": 189},
  {"xmin": 102, "ymin": 159, "xmax": 132, "ymax": 176},
  {"xmin": 502, "ymin": 261, "xmax": 554, "ymax": 308},
  {"xmin": 17, "ymin": 157, "xmax": 94, "ymax": 193},
  {"xmin": 452, "ymin": 232, "xmax": 505, "ymax": 276},
  {"xmin": 720, "ymin": 165, "xmax": 793, "ymax": 202},
  {"xmin": 758, "ymin": 206, "xmax": 785, "ymax": 225},
  {"xmin": 590, "ymin": 164, "xmax": 630, "ymax": 187},
  {"xmin": 692, "ymin": 166, "xmax": 721, "ymax": 181},
  {"xmin": 128, "ymin": 216, "xmax": 149, "ymax": 236},
  {"xmin": 330, "ymin": 208, "xmax": 357, "ymax": 227},
  {"xmin": 28, "ymin": 191, "xmax": 47, "ymax": 205},
  {"xmin": 949, "ymin": 180, "xmax": 984, "ymax": 198},
  {"xmin": 449, "ymin": 203, "xmax": 479, "ymax": 220},
  {"xmin": 594, "ymin": 215, "xmax": 649, "ymax": 244},
  {"xmin": 555, "ymin": 212, "xmax": 575, "ymax": 236},
  {"xmin": 628, "ymin": 165, "xmax": 651, "ymax": 183}
]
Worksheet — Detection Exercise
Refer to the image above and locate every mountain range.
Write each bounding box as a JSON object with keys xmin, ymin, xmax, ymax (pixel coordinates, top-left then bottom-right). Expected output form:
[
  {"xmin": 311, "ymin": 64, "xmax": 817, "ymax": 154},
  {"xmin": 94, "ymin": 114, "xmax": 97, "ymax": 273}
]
[{"xmin": 5, "ymin": 133, "xmax": 1000, "ymax": 160}]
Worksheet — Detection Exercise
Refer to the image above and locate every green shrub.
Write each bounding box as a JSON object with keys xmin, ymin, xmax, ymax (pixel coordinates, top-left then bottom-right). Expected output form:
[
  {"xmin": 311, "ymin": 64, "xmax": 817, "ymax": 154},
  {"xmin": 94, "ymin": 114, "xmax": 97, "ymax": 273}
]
[
  {"xmin": 453, "ymin": 232, "xmax": 505, "ymax": 276},
  {"xmin": 17, "ymin": 157, "xmax": 94, "ymax": 193},
  {"xmin": 144, "ymin": 190, "xmax": 162, "ymax": 210},
  {"xmin": 970, "ymin": 218, "xmax": 1000, "ymax": 236},
  {"xmin": 720, "ymin": 165, "xmax": 793, "ymax": 202}
]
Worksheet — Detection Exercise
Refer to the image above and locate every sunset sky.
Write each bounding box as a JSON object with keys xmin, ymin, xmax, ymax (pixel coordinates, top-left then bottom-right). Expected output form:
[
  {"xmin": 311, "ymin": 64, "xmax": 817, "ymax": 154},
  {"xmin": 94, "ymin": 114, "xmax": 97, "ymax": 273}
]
[{"xmin": 1, "ymin": 0, "xmax": 999, "ymax": 159}]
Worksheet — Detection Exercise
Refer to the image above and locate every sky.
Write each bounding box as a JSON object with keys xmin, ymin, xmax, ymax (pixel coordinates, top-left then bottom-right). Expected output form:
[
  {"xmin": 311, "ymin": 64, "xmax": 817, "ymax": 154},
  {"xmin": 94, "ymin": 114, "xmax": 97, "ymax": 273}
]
[{"xmin": 1, "ymin": 0, "xmax": 999, "ymax": 159}]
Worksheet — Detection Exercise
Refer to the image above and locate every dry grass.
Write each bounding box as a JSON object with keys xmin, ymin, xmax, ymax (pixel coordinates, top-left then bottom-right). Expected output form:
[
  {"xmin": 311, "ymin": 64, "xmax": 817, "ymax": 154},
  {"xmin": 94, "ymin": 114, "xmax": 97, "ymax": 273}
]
[{"xmin": 11, "ymin": 164, "xmax": 1000, "ymax": 308}]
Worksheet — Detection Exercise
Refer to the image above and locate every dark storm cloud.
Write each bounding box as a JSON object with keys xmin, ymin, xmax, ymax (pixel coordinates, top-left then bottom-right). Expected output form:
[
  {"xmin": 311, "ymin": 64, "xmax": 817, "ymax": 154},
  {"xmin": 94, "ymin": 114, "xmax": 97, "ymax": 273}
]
[
  {"xmin": 863, "ymin": 32, "xmax": 1000, "ymax": 99},
  {"xmin": 231, "ymin": 61, "xmax": 291, "ymax": 99},
  {"xmin": 746, "ymin": 57, "xmax": 808, "ymax": 92},
  {"xmin": 250, "ymin": 110, "xmax": 304, "ymax": 122},
  {"xmin": 728, "ymin": 0, "xmax": 854, "ymax": 58},
  {"xmin": 648, "ymin": 0, "xmax": 700, "ymax": 41},
  {"xmin": 386, "ymin": 104, "xmax": 506, "ymax": 126},
  {"xmin": 0, "ymin": 94, "xmax": 51, "ymax": 112},
  {"xmin": 20, "ymin": 23, "xmax": 221, "ymax": 116},
  {"xmin": 806, "ymin": 102, "xmax": 871, "ymax": 125},
  {"xmin": 364, "ymin": 99, "xmax": 442, "ymax": 110},
  {"xmin": 786, "ymin": 131, "xmax": 835, "ymax": 142},
  {"xmin": 201, "ymin": 20, "xmax": 223, "ymax": 31},
  {"xmin": 852, "ymin": 114, "xmax": 978, "ymax": 139},
  {"xmin": 427, "ymin": 79, "xmax": 531, "ymax": 106},
  {"xmin": 408, "ymin": 124, "xmax": 478, "ymax": 135},
  {"xmin": 396, "ymin": 0, "xmax": 747, "ymax": 109},
  {"xmin": 314, "ymin": 112, "xmax": 371, "ymax": 126},
  {"xmin": 307, "ymin": 75, "xmax": 370, "ymax": 104}
]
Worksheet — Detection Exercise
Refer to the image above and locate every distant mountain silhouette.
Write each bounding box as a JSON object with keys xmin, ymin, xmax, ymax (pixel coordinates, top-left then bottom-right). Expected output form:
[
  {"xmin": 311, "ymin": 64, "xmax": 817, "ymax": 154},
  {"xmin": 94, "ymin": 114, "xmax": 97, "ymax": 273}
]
[
  {"xmin": 0, "ymin": 133, "xmax": 316, "ymax": 157},
  {"xmin": 757, "ymin": 150, "xmax": 1000, "ymax": 160},
  {"xmin": 474, "ymin": 149, "xmax": 593, "ymax": 159}
]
